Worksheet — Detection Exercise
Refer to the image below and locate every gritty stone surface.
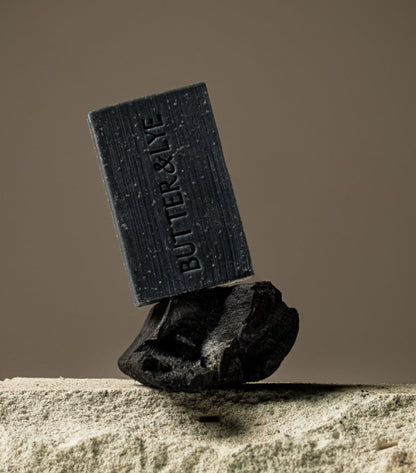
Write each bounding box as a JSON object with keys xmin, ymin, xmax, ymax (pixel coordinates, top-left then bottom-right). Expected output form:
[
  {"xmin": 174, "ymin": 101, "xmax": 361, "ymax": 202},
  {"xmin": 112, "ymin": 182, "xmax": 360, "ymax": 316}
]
[{"xmin": 0, "ymin": 378, "xmax": 415, "ymax": 473}]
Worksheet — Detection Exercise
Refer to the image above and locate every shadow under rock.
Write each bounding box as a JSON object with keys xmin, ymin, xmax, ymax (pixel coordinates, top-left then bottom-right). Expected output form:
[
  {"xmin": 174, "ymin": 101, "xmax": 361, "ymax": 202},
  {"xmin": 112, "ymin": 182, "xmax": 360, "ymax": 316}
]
[
  {"xmin": 142, "ymin": 382, "xmax": 359, "ymax": 401},
  {"xmin": 131, "ymin": 383, "xmax": 379, "ymax": 440}
]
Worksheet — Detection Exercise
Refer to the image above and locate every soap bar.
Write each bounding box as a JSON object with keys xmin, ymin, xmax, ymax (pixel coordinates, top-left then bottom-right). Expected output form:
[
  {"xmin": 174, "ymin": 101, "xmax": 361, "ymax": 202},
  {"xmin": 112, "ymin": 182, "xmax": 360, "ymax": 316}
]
[{"xmin": 88, "ymin": 83, "xmax": 253, "ymax": 306}]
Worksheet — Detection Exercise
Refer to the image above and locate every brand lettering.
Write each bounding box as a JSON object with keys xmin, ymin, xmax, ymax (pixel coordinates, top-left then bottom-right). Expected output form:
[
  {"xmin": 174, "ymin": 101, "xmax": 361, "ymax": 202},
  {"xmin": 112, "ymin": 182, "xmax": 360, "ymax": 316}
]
[{"xmin": 143, "ymin": 114, "xmax": 202, "ymax": 274}]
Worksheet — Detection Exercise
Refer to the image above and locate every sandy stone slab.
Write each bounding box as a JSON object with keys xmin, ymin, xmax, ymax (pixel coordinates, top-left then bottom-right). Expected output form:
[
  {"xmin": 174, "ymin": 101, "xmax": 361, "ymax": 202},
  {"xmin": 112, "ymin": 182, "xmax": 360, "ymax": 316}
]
[{"xmin": 0, "ymin": 378, "xmax": 415, "ymax": 472}]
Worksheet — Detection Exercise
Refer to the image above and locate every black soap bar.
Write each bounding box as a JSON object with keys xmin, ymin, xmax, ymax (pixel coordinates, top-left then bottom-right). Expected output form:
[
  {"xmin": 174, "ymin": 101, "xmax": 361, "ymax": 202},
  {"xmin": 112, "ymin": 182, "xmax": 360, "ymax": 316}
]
[{"xmin": 88, "ymin": 83, "xmax": 253, "ymax": 306}]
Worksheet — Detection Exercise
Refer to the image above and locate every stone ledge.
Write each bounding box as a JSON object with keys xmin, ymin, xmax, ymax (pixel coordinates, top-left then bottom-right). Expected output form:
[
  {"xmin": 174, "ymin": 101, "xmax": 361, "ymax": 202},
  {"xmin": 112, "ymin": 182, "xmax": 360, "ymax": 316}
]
[{"xmin": 0, "ymin": 378, "xmax": 415, "ymax": 472}]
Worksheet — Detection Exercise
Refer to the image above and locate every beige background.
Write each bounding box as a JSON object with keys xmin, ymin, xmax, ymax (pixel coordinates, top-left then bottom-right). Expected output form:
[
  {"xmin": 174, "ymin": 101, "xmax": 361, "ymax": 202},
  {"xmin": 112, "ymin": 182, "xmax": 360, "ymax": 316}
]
[{"xmin": 1, "ymin": 1, "xmax": 415, "ymax": 383}]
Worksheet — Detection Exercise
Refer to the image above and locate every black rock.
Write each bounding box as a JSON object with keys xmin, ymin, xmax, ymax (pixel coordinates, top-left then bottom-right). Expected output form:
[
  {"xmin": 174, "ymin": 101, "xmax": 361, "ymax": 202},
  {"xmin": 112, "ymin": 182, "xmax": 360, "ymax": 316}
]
[{"xmin": 118, "ymin": 281, "xmax": 299, "ymax": 392}]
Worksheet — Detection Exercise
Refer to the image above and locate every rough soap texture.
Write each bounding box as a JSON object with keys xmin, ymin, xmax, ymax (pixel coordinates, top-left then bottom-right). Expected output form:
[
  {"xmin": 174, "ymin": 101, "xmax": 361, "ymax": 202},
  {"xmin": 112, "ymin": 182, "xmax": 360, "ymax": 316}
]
[
  {"xmin": 1, "ymin": 378, "xmax": 415, "ymax": 473},
  {"xmin": 88, "ymin": 83, "xmax": 253, "ymax": 306},
  {"xmin": 118, "ymin": 281, "xmax": 299, "ymax": 391}
]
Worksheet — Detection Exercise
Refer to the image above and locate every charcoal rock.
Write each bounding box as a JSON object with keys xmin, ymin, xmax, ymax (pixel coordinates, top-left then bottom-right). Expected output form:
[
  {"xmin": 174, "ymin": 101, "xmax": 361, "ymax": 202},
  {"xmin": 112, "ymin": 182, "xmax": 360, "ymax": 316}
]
[{"xmin": 118, "ymin": 281, "xmax": 299, "ymax": 392}]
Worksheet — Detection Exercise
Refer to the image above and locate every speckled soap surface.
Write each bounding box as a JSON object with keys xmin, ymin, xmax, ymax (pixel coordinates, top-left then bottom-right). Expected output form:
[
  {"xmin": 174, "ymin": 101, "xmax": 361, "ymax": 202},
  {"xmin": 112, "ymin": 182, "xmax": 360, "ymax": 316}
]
[
  {"xmin": 88, "ymin": 83, "xmax": 253, "ymax": 306},
  {"xmin": 1, "ymin": 378, "xmax": 415, "ymax": 472}
]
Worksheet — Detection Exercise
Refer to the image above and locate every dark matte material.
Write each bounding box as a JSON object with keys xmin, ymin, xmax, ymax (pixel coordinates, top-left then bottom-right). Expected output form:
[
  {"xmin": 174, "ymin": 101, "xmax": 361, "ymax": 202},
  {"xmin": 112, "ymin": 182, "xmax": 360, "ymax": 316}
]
[
  {"xmin": 118, "ymin": 282, "xmax": 299, "ymax": 392},
  {"xmin": 88, "ymin": 83, "xmax": 253, "ymax": 306}
]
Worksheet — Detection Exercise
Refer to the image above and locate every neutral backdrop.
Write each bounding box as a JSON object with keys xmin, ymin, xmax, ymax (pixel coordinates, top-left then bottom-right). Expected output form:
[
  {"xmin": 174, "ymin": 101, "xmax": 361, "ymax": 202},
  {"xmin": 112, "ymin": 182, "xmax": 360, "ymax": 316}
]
[{"xmin": 1, "ymin": 1, "xmax": 415, "ymax": 383}]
